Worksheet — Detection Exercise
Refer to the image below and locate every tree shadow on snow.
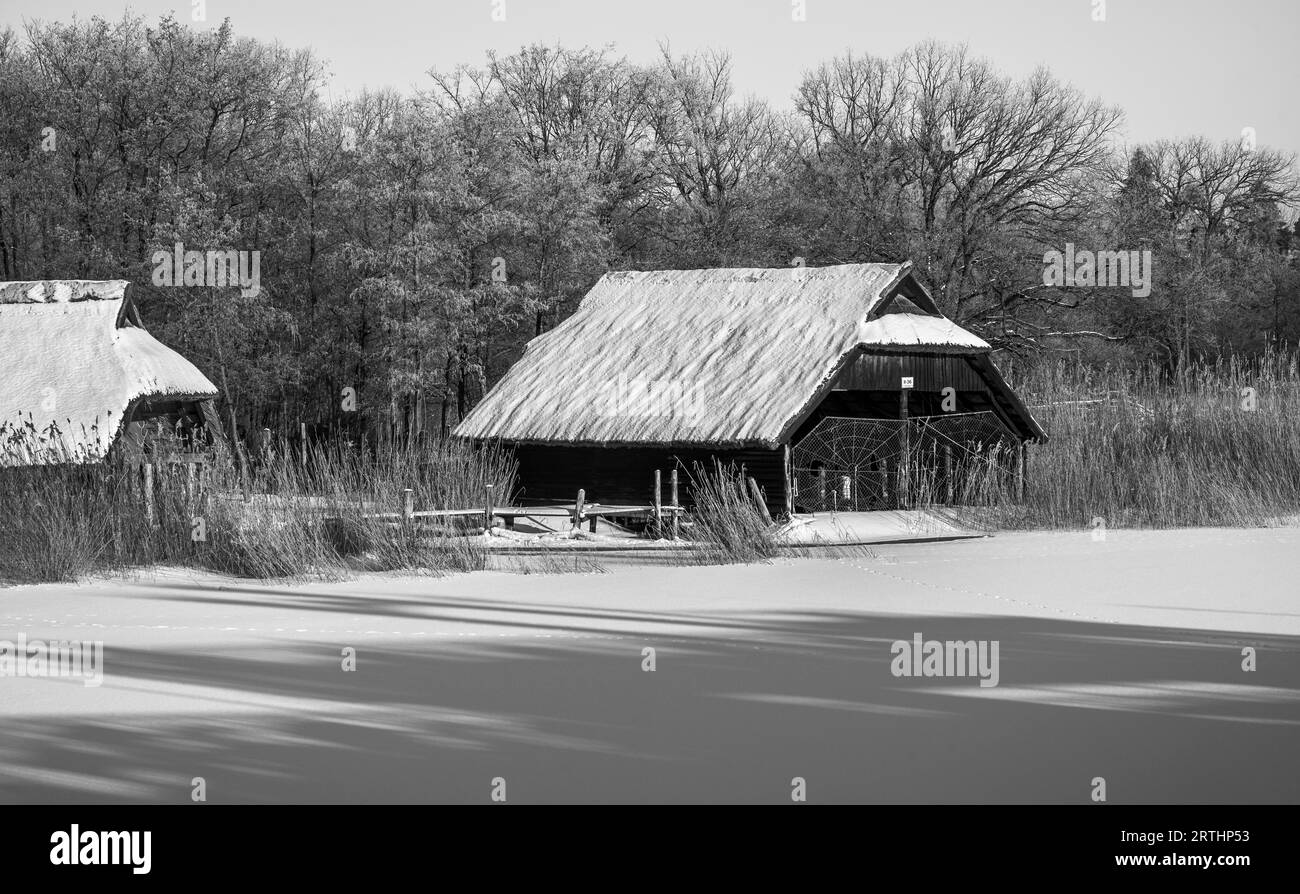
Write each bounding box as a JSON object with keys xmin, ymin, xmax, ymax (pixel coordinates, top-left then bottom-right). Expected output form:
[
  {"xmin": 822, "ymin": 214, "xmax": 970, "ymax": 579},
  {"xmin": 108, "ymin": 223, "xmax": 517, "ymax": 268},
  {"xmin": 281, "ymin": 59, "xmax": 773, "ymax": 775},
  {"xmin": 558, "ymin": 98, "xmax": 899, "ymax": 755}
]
[{"xmin": 1, "ymin": 595, "xmax": 1297, "ymax": 803}]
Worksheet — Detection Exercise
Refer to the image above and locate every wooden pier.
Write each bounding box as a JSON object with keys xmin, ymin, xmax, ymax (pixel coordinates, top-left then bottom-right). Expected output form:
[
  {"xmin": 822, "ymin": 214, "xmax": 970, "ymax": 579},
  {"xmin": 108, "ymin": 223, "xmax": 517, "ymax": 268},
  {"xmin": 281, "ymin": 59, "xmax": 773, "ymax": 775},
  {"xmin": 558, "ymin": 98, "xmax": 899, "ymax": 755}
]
[
  {"xmin": 350, "ymin": 468, "xmax": 688, "ymax": 538},
  {"xmin": 360, "ymin": 501, "xmax": 683, "ymax": 534}
]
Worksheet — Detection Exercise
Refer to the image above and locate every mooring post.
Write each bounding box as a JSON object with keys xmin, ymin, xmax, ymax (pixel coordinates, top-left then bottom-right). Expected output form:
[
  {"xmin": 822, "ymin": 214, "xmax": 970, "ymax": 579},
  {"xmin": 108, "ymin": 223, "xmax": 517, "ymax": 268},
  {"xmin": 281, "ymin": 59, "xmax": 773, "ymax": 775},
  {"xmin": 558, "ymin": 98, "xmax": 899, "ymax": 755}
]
[
  {"xmin": 573, "ymin": 488, "xmax": 586, "ymax": 532},
  {"xmin": 670, "ymin": 468, "xmax": 680, "ymax": 540},
  {"xmin": 899, "ymin": 380, "xmax": 911, "ymax": 508},
  {"xmin": 143, "ymin": 462, "xmax": 155, "ymax": 526},
  {"xmin": 653, "ymin": 469, "xmax": 663, "ymax": 538},
  {"xmin": 403, "ymin": 487, "xmax": 414, "ymax": 524},
  {"xmin": 484, "ymin": 483, "xmax": 495, "ymax": 531},
  {"xmin": 783, "ymin": 443, "xmax": 794, "ymax": 518},
  {"xmin": 748, "ymin": 476, "xmax": 773, "ymax": 525}
]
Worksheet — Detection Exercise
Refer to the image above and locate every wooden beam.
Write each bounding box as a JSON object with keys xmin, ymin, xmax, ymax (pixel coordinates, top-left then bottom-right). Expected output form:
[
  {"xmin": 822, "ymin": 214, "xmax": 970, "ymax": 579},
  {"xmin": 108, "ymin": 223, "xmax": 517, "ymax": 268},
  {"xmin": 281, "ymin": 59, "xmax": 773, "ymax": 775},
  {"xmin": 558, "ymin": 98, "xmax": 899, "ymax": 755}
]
[
  {"xmin": 965, "ymin": 354, "xmax": 1048, "ymax": 441},
  {"xmin": 653, "ymin": 469, "xmax": 662, "ymax": 537},
  {"xmin": 670, "ymin": 468, "xmax": 680, "ymax": 539},
  {"xmin": 748, "ymin": 476, "xmax": 773, "ymax": 525},
  {"xmin": 899, "ymin": 382, "xmax": 911, "ymax": 508},
  {"xmin": 573, "ymin": 488, "xmax": 585, "ymax": 531},
  {"xmin": 782, "ymin": 443, "xmax": 794, "ymax": 518}
]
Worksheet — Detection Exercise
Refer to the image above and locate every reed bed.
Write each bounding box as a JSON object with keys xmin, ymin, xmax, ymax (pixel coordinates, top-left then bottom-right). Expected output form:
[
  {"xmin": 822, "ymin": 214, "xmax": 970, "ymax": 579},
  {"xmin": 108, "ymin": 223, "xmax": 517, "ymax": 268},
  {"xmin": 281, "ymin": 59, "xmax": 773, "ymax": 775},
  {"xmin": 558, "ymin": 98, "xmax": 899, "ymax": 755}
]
[
  {"xmin": 4, "ymin": 353, "xmax": 1298, "ymax": 581},
  {"xmin": 978, "ymin": 352, "xmax": 1300, "ymax": 530},
  {"xmin": 0, "ymin": 432, "xmax": 515, "ymax": 583}
]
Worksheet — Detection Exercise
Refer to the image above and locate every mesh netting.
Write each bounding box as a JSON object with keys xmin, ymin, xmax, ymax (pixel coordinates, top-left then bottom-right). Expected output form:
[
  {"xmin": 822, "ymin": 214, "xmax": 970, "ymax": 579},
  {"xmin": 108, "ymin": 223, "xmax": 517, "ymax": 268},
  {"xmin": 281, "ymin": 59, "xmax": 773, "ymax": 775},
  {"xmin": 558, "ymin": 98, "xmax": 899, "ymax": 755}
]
[{"xmin": 791, "ymin": 412, "xmax": 1017, "ymax": 512}]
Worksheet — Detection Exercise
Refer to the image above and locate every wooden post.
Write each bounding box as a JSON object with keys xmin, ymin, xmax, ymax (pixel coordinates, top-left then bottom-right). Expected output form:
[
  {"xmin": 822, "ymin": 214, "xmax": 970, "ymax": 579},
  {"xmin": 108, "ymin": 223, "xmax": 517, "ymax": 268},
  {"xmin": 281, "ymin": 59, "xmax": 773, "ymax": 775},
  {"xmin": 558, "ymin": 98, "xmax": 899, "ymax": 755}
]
[
  {"xmin": 300, "ymin": 422, "xmax": 308, "ymax": 467},
  {"xmin": 403, "ymin": 487, "xmax": 414, "ymax": 523},
  {"xmin": 670, "ymin": 468, "xmax": 680, "ymax": 540},
  {"xmin": 782, "ymin": 444, "xmax": 794, "ymax": 518},
  {"xmin": 898, "ymin": 382, "xmax": 911, "ymax": 508},
  {"xmin": 143, "ymin": 462, "xmax": 155, "ymax": 526},
  {"xmin": 747, "ymin": 476, "xmax": 773, "ymax": 525},
  {"xmin": 573, "ymin": 488, "xmax": 585, "ymax": 531},
  {"xmin": 653, "ymin": 469, "xmax": 662, "ymax": 538},
  {"xmin": 483, "ymin": 483, "xmax": 495, "ymax": 531}
]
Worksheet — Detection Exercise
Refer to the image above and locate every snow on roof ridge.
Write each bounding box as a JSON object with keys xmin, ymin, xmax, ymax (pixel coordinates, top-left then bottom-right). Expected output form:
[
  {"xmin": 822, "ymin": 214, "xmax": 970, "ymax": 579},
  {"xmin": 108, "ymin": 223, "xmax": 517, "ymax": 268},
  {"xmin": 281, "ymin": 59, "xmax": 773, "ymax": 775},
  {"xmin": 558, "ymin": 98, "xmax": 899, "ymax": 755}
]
[
  {"xmin": 0, "ymin": 280, "xmax": 130, "ymax": 305},
  {"xmin": 598, "ymin": 262, "xmax": 902, "ymax": 281},
  {"xmin": 857, "ymin": 312, "xmax": 991, "ymax": 351}
]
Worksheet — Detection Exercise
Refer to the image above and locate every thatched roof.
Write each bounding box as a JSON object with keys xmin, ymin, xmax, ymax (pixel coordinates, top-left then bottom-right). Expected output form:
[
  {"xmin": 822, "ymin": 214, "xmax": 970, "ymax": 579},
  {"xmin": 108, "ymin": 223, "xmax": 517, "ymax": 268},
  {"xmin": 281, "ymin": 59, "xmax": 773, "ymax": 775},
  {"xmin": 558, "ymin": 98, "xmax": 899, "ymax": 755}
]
[
  {"xmin": 0, "ymin": 280, "xmax": 219, "ymax": 465},
  {"xmin": 456, "ymin": 262, "xmax": 1043, "ymax": 447}
]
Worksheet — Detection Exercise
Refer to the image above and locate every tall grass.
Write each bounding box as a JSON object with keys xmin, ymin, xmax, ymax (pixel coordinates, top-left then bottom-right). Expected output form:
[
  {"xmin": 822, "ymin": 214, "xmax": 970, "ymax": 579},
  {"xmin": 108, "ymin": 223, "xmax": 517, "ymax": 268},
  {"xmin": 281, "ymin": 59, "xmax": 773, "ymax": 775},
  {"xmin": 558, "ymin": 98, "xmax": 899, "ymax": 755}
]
[
  {"xmin": 4, "ymin": 354, "xmax": 1298, "ymax": 582},
  {"xmin": 951, "ymin": 352, "xmax": 1300, "ymax": 530},
  {"xmin": 684, "ymin": 460, "xmax": 780, "ymax": 563},
  {"xmin": 0, "ymin": 435, "xmax": 515, "ymax": 584}
]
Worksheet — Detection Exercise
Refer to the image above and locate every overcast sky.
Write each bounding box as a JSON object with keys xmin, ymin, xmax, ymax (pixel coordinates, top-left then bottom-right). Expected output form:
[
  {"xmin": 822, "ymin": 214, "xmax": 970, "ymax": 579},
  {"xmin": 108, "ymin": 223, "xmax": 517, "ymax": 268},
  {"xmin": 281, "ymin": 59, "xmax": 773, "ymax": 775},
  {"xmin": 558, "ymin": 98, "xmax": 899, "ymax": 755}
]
[{"xmin": 5, "ymin": 0, "xmax": 1297, "ymax": 157}]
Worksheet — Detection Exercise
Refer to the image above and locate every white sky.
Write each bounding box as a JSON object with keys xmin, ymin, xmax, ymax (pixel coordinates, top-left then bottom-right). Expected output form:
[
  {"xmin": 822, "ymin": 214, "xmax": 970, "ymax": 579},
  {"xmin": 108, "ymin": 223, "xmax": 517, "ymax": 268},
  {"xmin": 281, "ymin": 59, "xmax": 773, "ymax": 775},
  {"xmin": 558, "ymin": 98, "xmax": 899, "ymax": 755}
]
[{"xmin": 4, "ymin": 0, "xmax": 1298, "ymax": 158}]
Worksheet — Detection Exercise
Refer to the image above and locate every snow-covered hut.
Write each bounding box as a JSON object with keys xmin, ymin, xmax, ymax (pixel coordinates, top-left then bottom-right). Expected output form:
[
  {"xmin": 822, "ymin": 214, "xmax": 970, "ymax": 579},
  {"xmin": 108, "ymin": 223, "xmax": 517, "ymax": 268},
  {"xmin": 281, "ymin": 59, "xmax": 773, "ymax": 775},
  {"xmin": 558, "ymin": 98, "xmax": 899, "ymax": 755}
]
[
  {"xmin": 456, "ymin": 263, "xmax": 1045, "ymax": 513},
  {"xmin": 0, "ymin": 280, "xmax": 223, "ymax": 466}
]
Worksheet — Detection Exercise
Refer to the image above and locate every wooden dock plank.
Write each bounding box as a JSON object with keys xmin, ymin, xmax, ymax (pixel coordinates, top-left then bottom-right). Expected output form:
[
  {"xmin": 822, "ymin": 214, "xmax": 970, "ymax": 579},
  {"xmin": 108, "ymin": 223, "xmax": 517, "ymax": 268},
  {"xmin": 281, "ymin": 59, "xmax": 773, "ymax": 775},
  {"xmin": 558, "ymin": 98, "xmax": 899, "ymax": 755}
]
[{"xmin": 342, "ymin": 504, "xmax": 683, "ymax": 522}]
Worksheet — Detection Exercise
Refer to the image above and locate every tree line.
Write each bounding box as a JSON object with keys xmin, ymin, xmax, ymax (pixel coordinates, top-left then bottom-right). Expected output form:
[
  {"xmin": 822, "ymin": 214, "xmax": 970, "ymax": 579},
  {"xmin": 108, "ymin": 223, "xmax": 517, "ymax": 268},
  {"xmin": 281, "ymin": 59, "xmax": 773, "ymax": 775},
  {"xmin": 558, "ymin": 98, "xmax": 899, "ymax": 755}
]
[{"xmin": 2, "ymin": 14, "xmax": 1297, "ymax": 444}]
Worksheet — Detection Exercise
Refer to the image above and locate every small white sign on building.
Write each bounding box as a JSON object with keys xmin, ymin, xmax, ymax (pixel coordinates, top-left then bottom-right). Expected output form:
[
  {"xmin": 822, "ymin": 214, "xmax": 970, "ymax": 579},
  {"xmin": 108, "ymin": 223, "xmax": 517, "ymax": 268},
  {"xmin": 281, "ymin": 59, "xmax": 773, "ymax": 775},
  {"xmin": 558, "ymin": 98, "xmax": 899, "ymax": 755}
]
[{"xmin": 900, "ymin": 376, "xmax": 914, "ymax": 389}]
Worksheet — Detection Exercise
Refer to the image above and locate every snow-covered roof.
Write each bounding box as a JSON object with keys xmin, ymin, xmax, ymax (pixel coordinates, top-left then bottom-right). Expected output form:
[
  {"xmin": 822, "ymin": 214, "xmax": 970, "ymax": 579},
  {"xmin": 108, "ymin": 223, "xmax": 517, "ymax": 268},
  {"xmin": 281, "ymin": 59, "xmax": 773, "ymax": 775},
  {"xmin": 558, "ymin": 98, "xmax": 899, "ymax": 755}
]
[
  {"xmin": 0, "ymin": 280, "xmax": 219, "ymax": 465},
  {"xmin": 455, "ymin": 262, "xmax": 1032, "ymax": 447},
  {"xmin": 857, "ymin": 313, "xmax": 990, "ymax": 351}
]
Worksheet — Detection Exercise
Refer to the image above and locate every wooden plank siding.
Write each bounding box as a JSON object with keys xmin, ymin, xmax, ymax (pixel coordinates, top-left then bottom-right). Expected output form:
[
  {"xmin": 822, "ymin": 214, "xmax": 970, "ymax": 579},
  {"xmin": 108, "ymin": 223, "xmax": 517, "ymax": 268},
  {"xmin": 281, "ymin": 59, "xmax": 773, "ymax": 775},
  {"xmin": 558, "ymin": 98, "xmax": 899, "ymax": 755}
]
[
  {"xmin": 829, "ymin": 351, "xmax": 1034, "ymax": 441},
  {"xmin": 835, "ymin": 352, "xmax": 986, "ymax": 392},
  {"xmin": 509, "ymin": 444, "xmax": 787, "ymax": 516}
]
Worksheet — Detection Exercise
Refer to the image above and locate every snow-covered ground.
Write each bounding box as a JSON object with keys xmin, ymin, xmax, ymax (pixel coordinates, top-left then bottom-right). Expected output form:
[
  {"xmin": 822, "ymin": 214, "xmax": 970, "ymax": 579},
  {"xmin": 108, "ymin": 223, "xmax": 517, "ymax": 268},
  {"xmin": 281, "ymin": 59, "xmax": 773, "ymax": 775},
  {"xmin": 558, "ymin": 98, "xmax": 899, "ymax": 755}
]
[
  {"xmin": 1, "ymin": 527, "xmax": 1297, "ymax": 803},
  {"xmin": 482, "ymin": 507, "xmax": 976, "ymax": 548},
  {"xmin": 776, "ymin": 509, "xmax": 977, "ymax": 543}
]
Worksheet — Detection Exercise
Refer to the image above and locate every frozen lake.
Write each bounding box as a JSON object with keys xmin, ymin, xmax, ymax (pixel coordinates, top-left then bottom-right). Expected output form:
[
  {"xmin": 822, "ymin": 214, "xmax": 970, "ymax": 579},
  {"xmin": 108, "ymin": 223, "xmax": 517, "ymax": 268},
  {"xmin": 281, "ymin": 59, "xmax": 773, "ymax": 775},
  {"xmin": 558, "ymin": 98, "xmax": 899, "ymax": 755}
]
[{"xmin": 1, "ymin": 527, "xmax": 1297, "ymax": 803}]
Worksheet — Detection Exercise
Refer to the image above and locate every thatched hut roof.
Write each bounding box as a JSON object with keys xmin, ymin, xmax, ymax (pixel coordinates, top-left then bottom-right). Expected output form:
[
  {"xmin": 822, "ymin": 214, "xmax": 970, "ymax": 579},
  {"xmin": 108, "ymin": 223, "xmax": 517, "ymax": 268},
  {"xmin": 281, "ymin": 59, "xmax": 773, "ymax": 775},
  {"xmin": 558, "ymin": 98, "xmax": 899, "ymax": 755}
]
[
  {"xmin": 0, "ymin": 280, "xmax": 219, "ymax": 465},
  {"xmin": 456, "ymin": 263, "xmax": 1044, "ymax": 447}
]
